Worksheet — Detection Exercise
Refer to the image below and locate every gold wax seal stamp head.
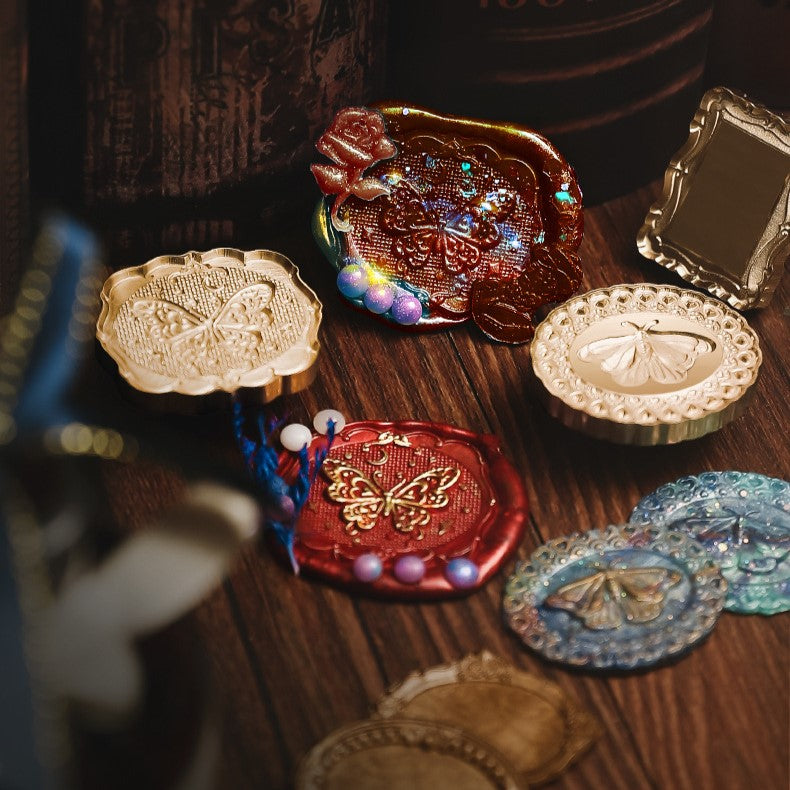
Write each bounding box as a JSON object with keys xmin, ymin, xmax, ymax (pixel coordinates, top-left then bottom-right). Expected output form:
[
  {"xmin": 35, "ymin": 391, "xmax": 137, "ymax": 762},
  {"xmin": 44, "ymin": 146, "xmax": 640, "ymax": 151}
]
[
  {"xmin": 531, "ymin": 283, "xmax": 761, "ymax": 445},
  {"xmin": 97, "ymin": 248, "xmax": 321, "ymax": 402}
]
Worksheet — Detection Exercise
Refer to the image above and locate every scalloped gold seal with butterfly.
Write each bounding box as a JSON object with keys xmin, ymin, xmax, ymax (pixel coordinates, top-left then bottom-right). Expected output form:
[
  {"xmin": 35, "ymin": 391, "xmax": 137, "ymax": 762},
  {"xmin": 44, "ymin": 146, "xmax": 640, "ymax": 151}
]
[{"xmin": 97, "ymin": 248, "xmax": 321, "ymax": 399}]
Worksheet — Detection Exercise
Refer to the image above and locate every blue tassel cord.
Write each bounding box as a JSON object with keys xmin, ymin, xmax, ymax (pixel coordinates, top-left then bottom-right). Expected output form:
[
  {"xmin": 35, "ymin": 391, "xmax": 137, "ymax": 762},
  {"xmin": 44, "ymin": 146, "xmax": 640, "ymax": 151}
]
[{"xmin": 233, "ymin": 401, "xmax": 335, "ymax": 573}]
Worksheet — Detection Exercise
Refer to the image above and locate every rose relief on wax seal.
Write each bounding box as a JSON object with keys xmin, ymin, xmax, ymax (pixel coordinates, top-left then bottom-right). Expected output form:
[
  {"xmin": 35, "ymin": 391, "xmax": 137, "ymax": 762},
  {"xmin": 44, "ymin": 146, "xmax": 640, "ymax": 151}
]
[
  {"xmin": 310, "ymin": 106, "xmax": 398, "ymax": 232},
  {"xmin": 311, "ymin": 104, "xmax": 584, "ymax": 343},
  {"xmin": 276, "ymin": 420, "xmax": 528, "ymax": 600}
]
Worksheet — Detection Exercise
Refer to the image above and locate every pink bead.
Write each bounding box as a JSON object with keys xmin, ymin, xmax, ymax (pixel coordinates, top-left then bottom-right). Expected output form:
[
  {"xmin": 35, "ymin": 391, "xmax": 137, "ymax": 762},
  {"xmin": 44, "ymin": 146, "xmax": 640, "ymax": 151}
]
[
  {"xmin": 363, "ymin": 283, "xmax": 395, "ymax": 314},
  {"xmin": 353, "ymin": 553, "xmax": 383, "ymax": 583},
  {"xmin": 390, "ymin": 294, "xmax": 423, "ymax": 325},
  {"xmin": 393, "ymin": 555, "xmax": 426, "ymax": 584}
]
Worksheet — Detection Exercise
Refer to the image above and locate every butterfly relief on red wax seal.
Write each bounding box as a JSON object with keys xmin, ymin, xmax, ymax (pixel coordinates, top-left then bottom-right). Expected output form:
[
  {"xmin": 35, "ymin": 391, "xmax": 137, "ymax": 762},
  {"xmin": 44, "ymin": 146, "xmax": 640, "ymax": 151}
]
[{"xmin": 380, "ymin": 181, "xmax": 511, "ymax": 276}]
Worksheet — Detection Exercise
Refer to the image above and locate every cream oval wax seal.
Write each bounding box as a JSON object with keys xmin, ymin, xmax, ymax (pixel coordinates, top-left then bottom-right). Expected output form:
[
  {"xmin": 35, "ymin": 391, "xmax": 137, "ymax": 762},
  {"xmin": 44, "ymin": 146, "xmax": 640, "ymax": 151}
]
[
  {"xmin": 531, "ymin": 283, "xmax": 761, "ymax": 444},
  {"xmin": 97, "ymin": 248, "xmax": 321, "ymax": 403}
]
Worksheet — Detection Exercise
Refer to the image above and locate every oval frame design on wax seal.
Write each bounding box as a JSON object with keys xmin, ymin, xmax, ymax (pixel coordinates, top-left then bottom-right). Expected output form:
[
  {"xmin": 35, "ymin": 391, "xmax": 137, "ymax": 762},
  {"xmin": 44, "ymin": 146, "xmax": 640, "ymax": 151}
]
[
  {"xmin": 375, "ymin": 651, "xmax": 599, "ymax": 785},
  {"xmin": 278, "ymin": 420, "xmax": 528, "ymax": 600},
  {"xmin": 630, "ymin": 471, "xmax": 790, "ymax": 615},
  {"xmin": 531, "ymin": 283, "xmax": 762, "ymax": 445},
  {"xmin": 96, "ymin": 248, "xmax": 321, "ymax": 403},
  {"xmin": 503, "ymin": 524, "xmax": 727, "ymax": 670},
  {"xmin": 296, "ymin": 718, "xmax": 521, "ymax": 790}
]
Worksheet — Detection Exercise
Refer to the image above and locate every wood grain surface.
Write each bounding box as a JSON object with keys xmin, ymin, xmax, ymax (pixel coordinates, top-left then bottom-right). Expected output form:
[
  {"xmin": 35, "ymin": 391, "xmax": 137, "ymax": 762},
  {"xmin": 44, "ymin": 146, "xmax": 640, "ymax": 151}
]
[{"xmin": 98, "ymin": 181, "xmax": 789, "ymax": 790}]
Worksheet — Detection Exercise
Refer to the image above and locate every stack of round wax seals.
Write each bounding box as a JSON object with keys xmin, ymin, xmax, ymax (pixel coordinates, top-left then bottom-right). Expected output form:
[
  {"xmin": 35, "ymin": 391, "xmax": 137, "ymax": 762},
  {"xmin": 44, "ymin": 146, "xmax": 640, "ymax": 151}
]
[
  {"xmin": 504, "ymin": 471, "xmax": 788, "ymax": 670},
  {"xmin": 276, "ymin": 418, "xmax": 528, "ymax": 599},
  {"xmin": 296, "ymin": 652, "xmax": 599, "ymax": 789}
]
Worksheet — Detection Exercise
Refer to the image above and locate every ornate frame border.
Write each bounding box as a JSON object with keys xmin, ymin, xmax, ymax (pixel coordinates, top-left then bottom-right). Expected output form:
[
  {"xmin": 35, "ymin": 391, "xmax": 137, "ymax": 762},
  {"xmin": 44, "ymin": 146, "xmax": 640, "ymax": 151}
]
[{"xmin": 637, "ymin": 86, "xmax": 790, "ymax": 310}]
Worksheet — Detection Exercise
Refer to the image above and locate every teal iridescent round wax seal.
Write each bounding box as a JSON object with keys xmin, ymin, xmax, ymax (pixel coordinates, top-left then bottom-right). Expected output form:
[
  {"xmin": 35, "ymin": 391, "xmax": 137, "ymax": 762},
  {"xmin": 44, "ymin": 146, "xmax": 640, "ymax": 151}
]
[
  {"xmin": 630, "ymin": 472, "xmax": 790, "ymax": 615},
  {"xmin": 503, "ymin": 525, "xmax": 726, "ymax": 670}
]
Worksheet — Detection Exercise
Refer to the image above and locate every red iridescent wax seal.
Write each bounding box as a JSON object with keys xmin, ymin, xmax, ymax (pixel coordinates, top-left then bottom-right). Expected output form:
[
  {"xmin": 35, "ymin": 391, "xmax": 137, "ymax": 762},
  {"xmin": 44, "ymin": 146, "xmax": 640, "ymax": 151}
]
[
  {"xmin": 311, "ymin": 104, "xmax": 584, "ymax": 343},
  {"xmin": 278, "ymin": 420, "xmax": 528, "ymax": 599}
]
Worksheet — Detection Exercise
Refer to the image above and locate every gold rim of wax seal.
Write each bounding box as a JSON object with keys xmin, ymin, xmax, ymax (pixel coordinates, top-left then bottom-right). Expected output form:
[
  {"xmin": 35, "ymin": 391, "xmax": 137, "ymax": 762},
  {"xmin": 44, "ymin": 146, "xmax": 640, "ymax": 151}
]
[
  {"xmin": 295, "ymin": 717, "xmax": 523, "ymax": 790},
  {"xmin": 531, "ymin": 283, "xmax": 762, "ymax": 445},
  {"xmin": 96, "ymin": 248, "xmax": 321, "ymax": 402}
]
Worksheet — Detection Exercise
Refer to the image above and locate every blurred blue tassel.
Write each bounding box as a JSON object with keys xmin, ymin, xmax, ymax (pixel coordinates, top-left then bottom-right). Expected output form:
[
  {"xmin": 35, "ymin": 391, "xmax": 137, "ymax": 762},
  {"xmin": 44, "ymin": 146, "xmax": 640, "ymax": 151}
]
[{"xmin": 233, "ymin": 401, "xmax": 335, "ymax": 574}]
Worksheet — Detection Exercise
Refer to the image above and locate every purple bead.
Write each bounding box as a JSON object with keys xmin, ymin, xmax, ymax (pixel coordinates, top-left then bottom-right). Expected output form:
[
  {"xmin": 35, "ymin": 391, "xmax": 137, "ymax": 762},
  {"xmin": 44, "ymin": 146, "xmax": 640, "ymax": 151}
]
[
  {"xmin": 445, "ymin": 558, "xmax": 479, "ymax": 589},
  {"xmin": 275, "ymin": 494, "xmax": 296, "ymax": 521},
  {"xmin": 337, "ymin": 264, "xmax": 369, "ymax": 299},
  {"xmin": 393, "ymin": 555, "xmax": 426, "ymax": 585},
  {"xmin": 390, "ymin": 294, "xmax": 423, "ymax": 325},
  {"xmin": 264, "ymin": 494, "xmax": 295, "ymax": 523},
  {"xmin": 352, "ymin": 553, "xmax": 383, "ymax": 583},
  {"xmin": 363, "ymin": 283, "xmax": 395, "ymax": 314}
]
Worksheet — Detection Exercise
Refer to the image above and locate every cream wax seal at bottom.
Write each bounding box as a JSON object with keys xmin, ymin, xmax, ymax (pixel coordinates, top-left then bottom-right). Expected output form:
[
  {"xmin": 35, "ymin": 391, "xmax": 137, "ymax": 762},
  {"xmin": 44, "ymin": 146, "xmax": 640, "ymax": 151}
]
[
  {"xmin": 96, "ymin": 248, "xmax": 322, "ymax": 403},
  {"xmin": 531, "ymin": 283, "xmax": 761, "ymax": 445}
]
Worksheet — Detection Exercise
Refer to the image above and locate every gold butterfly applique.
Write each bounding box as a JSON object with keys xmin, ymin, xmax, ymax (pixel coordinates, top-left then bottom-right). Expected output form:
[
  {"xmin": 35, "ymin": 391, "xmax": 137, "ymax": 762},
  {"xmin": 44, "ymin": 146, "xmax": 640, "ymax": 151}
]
[
  {"xmin": 131, "ymin": 283, "xmax": 275, "ymax": 370},
  {"xmin": 578, "ymin": 320, "xmax": 715, "ymax": 387},
  {"xmin": 322, "ymin": 458, "xmax": 461, "ymax": 538},
  {"xmin": 545, "ymin": 567, "xmax": 682, "ymax": 630}
]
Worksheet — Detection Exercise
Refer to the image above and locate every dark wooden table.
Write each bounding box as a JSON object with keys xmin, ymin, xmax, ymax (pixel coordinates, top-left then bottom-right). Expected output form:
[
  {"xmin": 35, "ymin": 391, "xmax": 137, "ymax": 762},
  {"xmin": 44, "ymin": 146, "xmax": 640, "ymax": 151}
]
[{"xmin": 101, "ymin": 180, "xmax": 788, "ymax": 790}]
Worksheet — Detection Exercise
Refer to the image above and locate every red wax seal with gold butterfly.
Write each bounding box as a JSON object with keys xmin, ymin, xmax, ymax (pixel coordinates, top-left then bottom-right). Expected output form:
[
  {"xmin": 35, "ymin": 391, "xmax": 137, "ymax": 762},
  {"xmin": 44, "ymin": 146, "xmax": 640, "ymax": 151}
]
[
  {"xmin": 311, "ymin": 104, "xmax": 583, "ymax": 343},
  {"xmin": 279, "ymin": 420, "xmax": 528, "ymax": 598}
]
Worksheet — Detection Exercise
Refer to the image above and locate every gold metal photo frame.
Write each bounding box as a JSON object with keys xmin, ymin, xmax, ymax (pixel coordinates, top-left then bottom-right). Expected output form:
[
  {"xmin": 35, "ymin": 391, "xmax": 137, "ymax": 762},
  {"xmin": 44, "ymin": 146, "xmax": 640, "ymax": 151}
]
[{"xmin": 638, "ymin": 87, "xmax": 789, "ymax": 310}]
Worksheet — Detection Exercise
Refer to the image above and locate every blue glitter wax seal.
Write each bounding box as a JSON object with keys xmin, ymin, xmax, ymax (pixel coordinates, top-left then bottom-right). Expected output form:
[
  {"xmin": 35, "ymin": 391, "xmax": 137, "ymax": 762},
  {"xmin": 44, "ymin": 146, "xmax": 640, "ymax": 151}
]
[
  {"xmin": 503, "ymin": 525, "xmax": 726, "ymax": 670},
  {"xmin": 630, "ymin": 472, "xmax": 790, "ymax": 615}
]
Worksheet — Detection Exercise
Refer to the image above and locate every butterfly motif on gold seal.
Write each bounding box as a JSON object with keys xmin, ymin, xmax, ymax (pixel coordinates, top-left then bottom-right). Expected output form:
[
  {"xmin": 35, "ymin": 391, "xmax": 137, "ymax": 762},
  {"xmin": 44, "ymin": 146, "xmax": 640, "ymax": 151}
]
[
  {"xmin": 380, "ymin": 183, "xmax": 512, "ymax": 275},
  {"xmin": 322, "ymin": 458, "xmax": 461, "ymax": 538},
  {"xmin": 545, "ymin": 566, "xmax": 682, "ymax": 630},
  {"xmin": 577, "ymin": 320, "xmax": 715, "ymax": 387},
  {"xmin": 131, "ymin": 282, "xmax": 275, "ymax": 369}
]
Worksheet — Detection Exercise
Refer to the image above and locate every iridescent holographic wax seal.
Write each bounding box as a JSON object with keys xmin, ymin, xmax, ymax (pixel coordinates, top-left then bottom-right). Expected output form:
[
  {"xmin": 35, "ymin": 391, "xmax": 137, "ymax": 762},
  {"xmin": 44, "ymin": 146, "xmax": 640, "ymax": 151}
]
[
  {"xmin": 280, "ymin": 420, "xmax": 528, "ymax": 599},
  {"xmin": 296, "ymin": 718, "xmax": 521, "ymax": 790},
  {"xmin": 96, "ymin": 248, "xmax": 321, "ymax": 403},
  {"xmin": 376, "ymin": 651, "xmax": 599, "ymax": 785},
  {"xmin": 503, "ymin": 525, "xmax": 727, "ymax": 670},
  {"xmin": 531, "ymin": 283, "xmax": 762, "ymax": 445},
  {"xmin": 630, "ymin": 472, "xmax": 790, "ymax": 615},
  {"xmin": 311, "ymin": 104, "xmax": 584, "ymax": 343}
]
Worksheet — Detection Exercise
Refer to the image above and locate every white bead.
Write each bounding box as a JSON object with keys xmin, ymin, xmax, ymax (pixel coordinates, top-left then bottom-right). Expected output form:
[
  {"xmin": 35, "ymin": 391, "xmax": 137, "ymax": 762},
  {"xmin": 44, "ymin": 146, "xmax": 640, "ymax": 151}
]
[
  {"xmin": 313, "ymin": 409, "xmax": 346, "ymax": 435},
  {"xmin": 280, "ymin": 423, "xmax": 313, "ymax": 452}
]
